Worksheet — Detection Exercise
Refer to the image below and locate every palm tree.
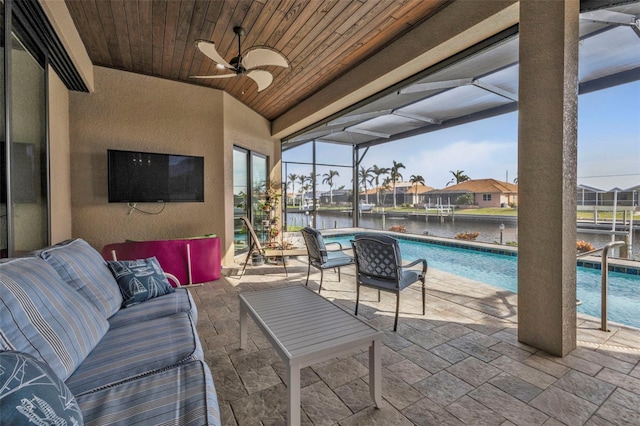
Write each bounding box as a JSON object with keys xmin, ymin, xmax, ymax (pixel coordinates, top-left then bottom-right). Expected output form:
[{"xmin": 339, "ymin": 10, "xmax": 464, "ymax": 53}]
[
  {"xmin": 390, "ymin": 160, "xmax": 405, "ymax": 208},
  {"xmin": 287, "ymin": 173, "xmax": 298, "ymax": 206},
  {"xmin": 358, "ymin": 166, "xmax": 374, "ymax": 204},
  {"xmin": 371, "ymin": 165, "xmax": 389, "ymax": 206},
  {"xmin": 322, "ymin": 169, "xmax": 340, "ymax": 204},
  {"xmin": 447, "ymin": 170, "xmax": 470, "ymax": 186},
  {"xmin": 298, "ymin": 175, "xmax": 309, "ymax": 207},
  {"xmin": 409, "ymin": 174, "xmax": 425, "ymax": 206},
  {"xmin": 380, "ymin": 177, "xmax": 392, "ymax": 206}
]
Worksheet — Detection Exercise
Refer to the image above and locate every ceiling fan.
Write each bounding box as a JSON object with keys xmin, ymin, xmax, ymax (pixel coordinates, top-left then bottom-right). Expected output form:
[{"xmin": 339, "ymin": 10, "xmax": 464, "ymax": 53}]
[{"xmin": 191, "ymin": 26, "xmax": 290, "ymax": 92}]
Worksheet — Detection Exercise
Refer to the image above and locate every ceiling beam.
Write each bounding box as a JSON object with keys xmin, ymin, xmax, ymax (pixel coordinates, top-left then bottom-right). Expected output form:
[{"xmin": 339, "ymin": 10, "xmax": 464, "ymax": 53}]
[
  {"xmin": 345, "ymin": 127, "xmax": 391, "ymax": 138},
  {"xmin": 399, "ymin": 78, "xmax": 474, "ymax": 94},
  {"xmin": 472, "ymin": 79, "xmax": 518, "ymax": 101},
  {"xmin": 392, "ymin": 111, "xmax": 443, "ymax": 124},
  {"xmin": 328, "ymin": 109, "xmax": 393, "ymax": 126}
]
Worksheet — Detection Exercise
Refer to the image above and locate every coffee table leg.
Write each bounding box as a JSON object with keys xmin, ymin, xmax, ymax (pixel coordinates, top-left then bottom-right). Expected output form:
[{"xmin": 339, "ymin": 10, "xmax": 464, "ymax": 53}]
[
  {"xmin": 239, "ymin": 302, "xmax": 247, "ymax": 350},
  {"xmin": 288, "ymin": 363, "xmax": 301, "ymax": 426},
  {"xmin": 369, "ymin": 338, "xmax": 382, "ymax": 407}
]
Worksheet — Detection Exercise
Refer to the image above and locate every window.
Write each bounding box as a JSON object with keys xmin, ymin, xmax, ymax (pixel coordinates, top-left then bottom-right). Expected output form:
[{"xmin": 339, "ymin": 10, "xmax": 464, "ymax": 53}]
[{"xmin": 483, "ymin": 194, "xmax": 492, "ymax": 201}]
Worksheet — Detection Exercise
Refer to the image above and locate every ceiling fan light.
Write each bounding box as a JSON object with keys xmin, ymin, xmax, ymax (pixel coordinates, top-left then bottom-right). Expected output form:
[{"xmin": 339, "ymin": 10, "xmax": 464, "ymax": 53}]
[{"xmin": 215, "ymin": 63, "xmax": 226, "ymax": 70}]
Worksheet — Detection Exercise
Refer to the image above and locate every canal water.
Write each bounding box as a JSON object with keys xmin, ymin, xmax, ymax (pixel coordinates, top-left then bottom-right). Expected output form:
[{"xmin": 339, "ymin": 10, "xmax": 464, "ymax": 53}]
[{"xmin": 285, "ymin": 210, "xmax": 639, "ymax": 258}]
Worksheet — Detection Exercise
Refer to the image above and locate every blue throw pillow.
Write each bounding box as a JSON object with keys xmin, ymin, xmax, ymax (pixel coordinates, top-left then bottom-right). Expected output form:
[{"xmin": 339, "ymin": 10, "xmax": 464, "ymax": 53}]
[
  {"xmin": 107, "ymin": 257, "xmax": 175, "ymax": 308},
  {"xmin": 0, "ymin": 351, "xmax": 84, "ymax": 425}
]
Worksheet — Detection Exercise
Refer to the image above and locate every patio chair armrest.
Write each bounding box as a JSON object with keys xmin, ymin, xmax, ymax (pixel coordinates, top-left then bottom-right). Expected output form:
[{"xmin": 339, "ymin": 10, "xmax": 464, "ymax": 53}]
[
  {"xmin": 403, "ymin": 258, "xmax": 427, "ymax": 275},
  {"xmin": 325, "ymin": 241, "xmax": 344, "ymax": 250}
]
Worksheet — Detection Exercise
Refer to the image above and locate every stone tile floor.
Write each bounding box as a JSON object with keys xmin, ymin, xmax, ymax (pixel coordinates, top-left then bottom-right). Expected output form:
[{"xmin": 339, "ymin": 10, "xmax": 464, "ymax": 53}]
[{"xmin": 190, "ymin": 259, "xmax": 640, "ymax": 425}]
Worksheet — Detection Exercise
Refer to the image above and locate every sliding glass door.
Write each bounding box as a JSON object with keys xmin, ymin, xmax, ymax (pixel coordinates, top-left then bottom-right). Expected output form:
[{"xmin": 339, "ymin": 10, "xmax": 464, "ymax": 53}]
[
  {"xmin": 233, "ymin": 146, "xmax": 268, "ymax": 255},
  {"xmin": 1, "ymin": 5, "xmax": 48, "ymax": 258}
]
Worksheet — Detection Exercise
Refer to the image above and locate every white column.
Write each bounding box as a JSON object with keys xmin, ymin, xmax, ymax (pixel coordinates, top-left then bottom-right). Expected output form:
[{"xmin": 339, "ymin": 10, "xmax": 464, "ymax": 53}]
[{"xmin": 517, "ymin": 0, "xmax": 579, "ymax": 356}]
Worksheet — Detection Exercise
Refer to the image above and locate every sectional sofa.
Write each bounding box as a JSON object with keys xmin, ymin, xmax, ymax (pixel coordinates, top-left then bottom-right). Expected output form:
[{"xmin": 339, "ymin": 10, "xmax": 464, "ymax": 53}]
[{"xmin": 0, "ymin": 238, "xmax": 220, "ymax": 425}]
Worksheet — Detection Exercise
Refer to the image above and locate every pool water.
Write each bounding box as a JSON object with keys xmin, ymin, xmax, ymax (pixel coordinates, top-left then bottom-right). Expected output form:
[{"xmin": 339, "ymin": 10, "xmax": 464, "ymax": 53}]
[{"xmin": 327, "ymin": 236, "xmax": 640, "ymax": 329}]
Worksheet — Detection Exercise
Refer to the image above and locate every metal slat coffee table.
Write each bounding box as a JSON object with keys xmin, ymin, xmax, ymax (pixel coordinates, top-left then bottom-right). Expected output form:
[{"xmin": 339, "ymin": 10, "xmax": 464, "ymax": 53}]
[{"xmin": 239, "ymin": 285, "xmax": 383, "ymax": 425}]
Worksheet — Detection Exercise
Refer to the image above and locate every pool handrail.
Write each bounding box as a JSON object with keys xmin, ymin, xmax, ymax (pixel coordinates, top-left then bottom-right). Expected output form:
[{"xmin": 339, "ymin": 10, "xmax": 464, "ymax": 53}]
[{"xmin": 601, "ymin": 240, "xmax": 626, "ymax": 332}]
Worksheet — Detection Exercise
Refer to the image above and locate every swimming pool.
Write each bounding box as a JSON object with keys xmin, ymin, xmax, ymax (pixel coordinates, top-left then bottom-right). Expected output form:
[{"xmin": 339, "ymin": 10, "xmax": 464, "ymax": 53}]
[{"xmin": 327, "ymin": 235, "xmax": 640, "ymax": 329}]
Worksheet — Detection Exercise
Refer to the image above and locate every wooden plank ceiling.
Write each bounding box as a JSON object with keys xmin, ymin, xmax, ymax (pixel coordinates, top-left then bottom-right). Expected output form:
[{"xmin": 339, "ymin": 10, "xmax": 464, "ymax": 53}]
[{"xmin": 65, "ymin": 0, "xmax": 450, "ymax": 121}]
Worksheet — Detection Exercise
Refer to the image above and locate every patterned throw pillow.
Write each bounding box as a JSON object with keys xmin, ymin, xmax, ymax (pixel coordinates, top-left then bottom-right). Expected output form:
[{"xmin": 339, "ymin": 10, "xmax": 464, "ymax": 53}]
[
  {"xmin": 107, "ymin": 257, "xmax": 175, "ymax": 308},
  {"xmin": 0, "ymin": 351, "xmax": 84, "ymax": 425}
]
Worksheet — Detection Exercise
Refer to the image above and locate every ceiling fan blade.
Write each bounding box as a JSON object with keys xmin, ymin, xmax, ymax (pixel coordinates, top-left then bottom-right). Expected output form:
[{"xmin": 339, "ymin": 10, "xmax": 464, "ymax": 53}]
[
  {"xmin": 243, "ymin": 47, "xmax": 290, "ymax": 70},
  {"xmin": 189, "ymin": 74, "xmax": 237, "ymax": 79},
  {"xmin": 195, "ymin": 40, "xmax": 233, "ymax": 69},
  {"xmin": 246, "ymin": 70, "xmax": 273, "ymax": 92}
]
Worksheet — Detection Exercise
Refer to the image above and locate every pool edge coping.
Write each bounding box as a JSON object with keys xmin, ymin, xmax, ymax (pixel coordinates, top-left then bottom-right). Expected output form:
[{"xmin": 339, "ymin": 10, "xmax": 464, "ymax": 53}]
[{"xmin": 322, "ymin": 227, "xmax": 640, "ymax": 276}]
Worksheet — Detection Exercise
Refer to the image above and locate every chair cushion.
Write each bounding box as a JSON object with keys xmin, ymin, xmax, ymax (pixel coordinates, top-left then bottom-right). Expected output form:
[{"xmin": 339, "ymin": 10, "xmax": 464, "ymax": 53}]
[
  {"xmin": 106, "ymin": 257, "xmax": 174, "ymax": 308},
  {"xmin": 107, "ymin": 287, "xmax": 196, "ymax": 329},
  {"xmin": 0, "ymin": 351, "xmax": 84, "ymax": 425},
  {"xmin": 324, "ymin": 250, "xmax": 353, "ymax": 268},
  {"xmin": 398, "ymin": 268, "xmax": 422, "ymax": 289},
  {"xmin": 38, "ymin": 238, "xmax": 123, "ymax": 318},
  {"xmin": 76, "ymin": 360, "xmax": 220, "ymax": 426},
  {"xmin": 66, "ymin": 312, "xmax": 202, "ymax": 395},
  {"xmin": 301, "ymin": 227, "xmax": 328, "ymax": 263},
  {"xmin": 0, "ymin": 257, "xmax": 109, "ymax": 381}
]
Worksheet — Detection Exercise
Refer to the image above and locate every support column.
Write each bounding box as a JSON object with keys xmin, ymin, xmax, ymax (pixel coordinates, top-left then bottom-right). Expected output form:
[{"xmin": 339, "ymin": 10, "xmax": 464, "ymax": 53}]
[{"xmin": 517, "ymin": 0, "xmax": 579, "ymax": 356}]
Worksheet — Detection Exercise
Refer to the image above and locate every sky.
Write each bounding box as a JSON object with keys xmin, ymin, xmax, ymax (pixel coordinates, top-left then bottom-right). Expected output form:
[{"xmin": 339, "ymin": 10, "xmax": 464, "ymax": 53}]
[{"xmin": 283, "ymin": 80, "xmax": 640, "ymax": 192}]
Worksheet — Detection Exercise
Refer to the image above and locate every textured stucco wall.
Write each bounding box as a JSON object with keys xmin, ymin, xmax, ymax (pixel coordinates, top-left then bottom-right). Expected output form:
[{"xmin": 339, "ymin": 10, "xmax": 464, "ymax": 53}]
[
  {"xmin": 221, "ymin": 93, "xmax": 279, "ymax": 263},
  {"xmin": 49, "ymin": 66, "xmax": 72, "ymax": 244},
  {"xmin": 69, "ymin": 67, "xmax": 276, "ymax": 265}
]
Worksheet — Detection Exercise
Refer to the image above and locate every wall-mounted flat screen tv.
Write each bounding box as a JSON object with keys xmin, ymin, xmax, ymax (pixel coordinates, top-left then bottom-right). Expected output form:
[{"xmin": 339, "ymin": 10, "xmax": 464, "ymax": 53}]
[{"xmin": 108, "ymin": 149, "xmax": 204, "ymax": 203}]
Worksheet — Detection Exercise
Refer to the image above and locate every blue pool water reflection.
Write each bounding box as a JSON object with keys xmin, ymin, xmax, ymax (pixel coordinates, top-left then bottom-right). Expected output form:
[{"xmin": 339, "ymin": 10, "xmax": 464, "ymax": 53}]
[{"xmin": 327, "ymin": 235, "xmax": 640, "ymax": 329}]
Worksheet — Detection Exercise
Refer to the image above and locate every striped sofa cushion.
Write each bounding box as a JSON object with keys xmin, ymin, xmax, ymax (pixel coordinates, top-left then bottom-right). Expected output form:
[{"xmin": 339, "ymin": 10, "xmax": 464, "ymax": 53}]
[
  {"xmin": 107, "ymin": 287, "xmax": 197, "ymax": 329},
  {"xmin": 0, "ymin": 257, "xmax": 109, "ymax": 380},
  {"xmin": 76, "ymin": 360, "xmax": 221, "ymax": 426},
  {"xmin": 38, "ymin": 238, "xmax": 123, "ymax": 318},
  {"xmin": 66, "ymin": 312, "xmax": 202, "ymax": 395}
]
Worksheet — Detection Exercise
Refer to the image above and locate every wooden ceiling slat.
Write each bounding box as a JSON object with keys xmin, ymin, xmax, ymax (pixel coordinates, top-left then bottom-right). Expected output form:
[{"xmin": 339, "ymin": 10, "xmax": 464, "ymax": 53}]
[
  {"xmin": 334, "ymin": 0, "xmax": 378, "ymax": 36},
  {"xmin": 268, "ymin": 0, "xmax": 323, "ymax": 50},
  {"xmin": 110, "ymin": 0, "xmax": 133, "ymax": 71},
  {"xmin": 65, "ymin": 0, "xmax": 452, "ymax": 120},
  {"xmin": 184, "ymin": 1, "xmax": 221, "ymax": 79},
  {"xmin": 244, "ymin": 1, "xmax": 352, "ymax": 111},
  {"xmin": 94, "ymin": 0, "xmax": 124, "ymax": 68},
  {"xmin": 264, "ymin": 0, "xmax": 439, "ymax": 113},
  {"xmin": 168, "ymin": 1, "xmax": 197, "ymax": 80},
  {"xmin": 122, "ymin": 0, "xmax": 142, "ymax": 73},
  {"xmin": 74, "ymin": 1, "xmax": 111, "ymax": 67},
  {"xmin": 245, "ymin": 1, "xmax": 368, "ymax": 111},
  {"xmin": 255, "ymin": 1, "xmax": 402, "ymax": 115},
  {"xmin": 138, "ymin": 0, "xmax": 154, "ymax": 75},
  {"xmin": 280, "ymin": 0, "xmax": 341, "ymax": 55},
  {"xmin": 151, "ymin": 1, "xmax": 167, "ymax": 75},
  {"xmin": 160, "ymin": 1, "xmax": 181, "ymax": 77},
  {"xmin": 177, "ymin": 1, "xmax": 208, "ymax": 80}
]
